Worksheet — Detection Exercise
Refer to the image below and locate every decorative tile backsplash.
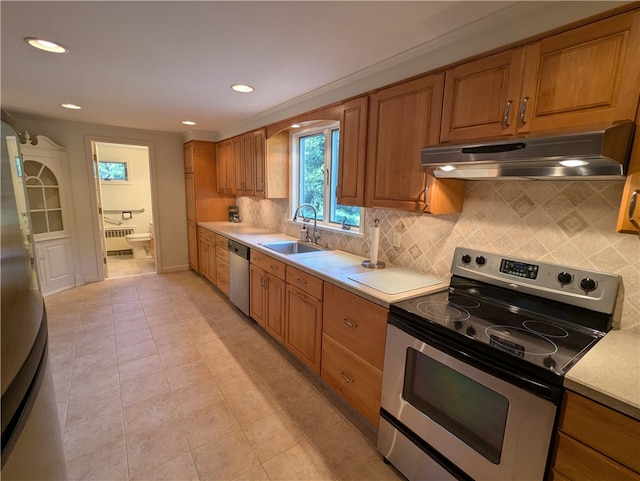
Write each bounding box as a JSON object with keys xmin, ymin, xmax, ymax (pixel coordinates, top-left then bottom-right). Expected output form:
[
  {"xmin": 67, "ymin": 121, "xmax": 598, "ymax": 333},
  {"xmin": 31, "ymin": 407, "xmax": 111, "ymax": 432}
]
[{"xmin": 237, "ymin": 180, "xmax": 639, "ymax": 331}]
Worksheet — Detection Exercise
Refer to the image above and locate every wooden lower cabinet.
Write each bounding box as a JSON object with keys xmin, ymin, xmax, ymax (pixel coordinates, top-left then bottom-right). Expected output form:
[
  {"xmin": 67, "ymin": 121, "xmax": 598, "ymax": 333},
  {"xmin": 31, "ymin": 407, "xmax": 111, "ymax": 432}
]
[
  {"xmin": 215, "ymin": 234, "xmax": 230, "ymax": 297},
  {"xmin": 187, "ymin": 220, "xmax": 197, "ymax": 270},
  {"xmin": 250, "ymin": 263, "xmax": 286, "ymax": 344},
  {"xmin": 285, "ymin": 283, "xmax": 323, "ymax": 375},
  {"xmin": 197, "ymin": 228, "xmax": 216, "ymax": 284},
  {"xmin": 321, "ymin": 283, "xmax": 387, "ymax": 427},
  {"xmin": 550, "ymin": 390, "xmax": 640, "ymax": 481}
]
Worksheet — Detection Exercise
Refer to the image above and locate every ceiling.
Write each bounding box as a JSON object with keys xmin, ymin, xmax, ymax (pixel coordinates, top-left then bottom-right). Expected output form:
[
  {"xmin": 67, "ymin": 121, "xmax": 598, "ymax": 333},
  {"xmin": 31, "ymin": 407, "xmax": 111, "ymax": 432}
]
[{"xmin": 1, "ymin": 1, "xmax": 627, "ymax": 138}]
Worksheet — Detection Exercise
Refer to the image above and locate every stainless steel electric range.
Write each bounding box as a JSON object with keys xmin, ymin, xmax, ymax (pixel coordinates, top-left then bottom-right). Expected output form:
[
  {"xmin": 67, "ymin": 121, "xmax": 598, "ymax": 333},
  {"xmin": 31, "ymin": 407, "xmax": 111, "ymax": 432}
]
[{"xmin": 378, "ymin": 247, "xmax": 620, "ymax": 481}]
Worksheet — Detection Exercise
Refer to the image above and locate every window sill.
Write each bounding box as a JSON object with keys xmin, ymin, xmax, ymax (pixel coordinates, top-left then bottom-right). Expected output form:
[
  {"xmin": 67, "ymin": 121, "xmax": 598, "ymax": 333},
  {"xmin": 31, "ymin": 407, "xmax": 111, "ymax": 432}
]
[{"xmin": 285, "ymin": 219, "xmax": 365, "ymax": 239}]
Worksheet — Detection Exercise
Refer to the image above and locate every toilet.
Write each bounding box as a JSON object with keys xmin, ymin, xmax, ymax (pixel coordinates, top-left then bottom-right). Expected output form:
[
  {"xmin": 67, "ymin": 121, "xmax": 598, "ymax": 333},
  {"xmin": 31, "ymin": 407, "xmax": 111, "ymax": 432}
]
[{"xmin": 125, "ymin": 233, "xmax": 151, "ymax": 259}]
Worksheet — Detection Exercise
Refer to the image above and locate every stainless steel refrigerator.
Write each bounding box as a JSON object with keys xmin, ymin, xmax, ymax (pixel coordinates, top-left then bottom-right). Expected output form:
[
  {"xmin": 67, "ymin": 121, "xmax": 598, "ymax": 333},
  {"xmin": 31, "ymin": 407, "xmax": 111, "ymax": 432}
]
[{"xmin": 1, "ymin": 113, "xmax": 67, "ymax": 480}]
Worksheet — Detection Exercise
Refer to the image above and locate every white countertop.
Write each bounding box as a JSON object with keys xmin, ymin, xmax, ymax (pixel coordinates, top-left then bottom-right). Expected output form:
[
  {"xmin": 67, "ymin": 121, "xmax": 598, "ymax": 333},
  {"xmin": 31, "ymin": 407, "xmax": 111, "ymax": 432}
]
[
  {"xmin": 198, "ymin": 221, "xmax": 448, "ymax": 307},
  {"xmin": 565, "ymin": 329, "xmax": 640, "ymax": 420}
]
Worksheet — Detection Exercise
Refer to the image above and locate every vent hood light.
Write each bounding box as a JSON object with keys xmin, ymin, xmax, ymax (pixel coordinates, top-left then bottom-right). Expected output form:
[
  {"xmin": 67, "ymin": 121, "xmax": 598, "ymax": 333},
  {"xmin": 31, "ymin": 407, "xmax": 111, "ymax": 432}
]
[
  {"xmin": 231, "ymin": 84, "xmax": 254, "ymax": 93},
  {"xmin": 559, "ymin": 159, "xmax": 589, "ymax": 167},
  {"xmin": 60, "ymin": 103, "xmax": 81, "ymax": 110},
  {"xmin": 439, "ymin": 165, "xmax": 457, "ymax": 172},
  {"xmin": 25, "ymin": 37, "xmax": 67, "ymax": 53},
  {"xmin": 182, "ymin": 120, "xmax": 196, "ymax": 126}
]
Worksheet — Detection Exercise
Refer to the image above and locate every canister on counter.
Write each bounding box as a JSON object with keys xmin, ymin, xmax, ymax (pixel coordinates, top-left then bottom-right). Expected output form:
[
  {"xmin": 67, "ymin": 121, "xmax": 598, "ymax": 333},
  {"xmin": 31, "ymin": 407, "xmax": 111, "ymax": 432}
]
[{"xmin": 228, "ymin": 205, "xmax": 240, "ymax": 222}]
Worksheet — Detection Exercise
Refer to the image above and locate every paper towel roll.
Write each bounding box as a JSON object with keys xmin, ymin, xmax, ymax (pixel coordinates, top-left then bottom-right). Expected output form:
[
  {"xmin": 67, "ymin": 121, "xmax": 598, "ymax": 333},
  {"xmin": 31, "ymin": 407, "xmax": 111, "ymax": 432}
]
[{"xmin": 370, "ymin": 224, "xmax": 380, "ymax": 265}]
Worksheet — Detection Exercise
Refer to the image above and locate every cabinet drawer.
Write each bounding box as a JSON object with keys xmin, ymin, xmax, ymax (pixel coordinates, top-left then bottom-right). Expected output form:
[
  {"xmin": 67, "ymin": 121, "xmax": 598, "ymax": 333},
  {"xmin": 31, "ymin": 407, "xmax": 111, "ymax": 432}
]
[
  {"xmin": 198, "ymin": 228, "xmax": 216, "ymax": 243},
  {"xmin": 217, "ymin": 269, "xmax": 230, "ymax": 297},
  {"xmin": 560, "ymin": 390, "xmax": 640, "ymax": 473},
  {"xmin": 216, "ymin": 247, "xmax": 229, "ymax": 262},
  {"xmin": 251, "ymin": 251, "xmax": 286, "ymax": 280},
  {"xmin": 322, "ymin": 283, "xmax": 388, "ymax": 370},
  {"xmin": 321, "ymin": 334, "xmax": 382, "ymax": 427},
  {"xmin": 553, "ymin": 432, "xmax": 639, "ymax": 481},
  {"xmin": 216, "ymin": 258, "xmax": 229, "ymax": 275},
  {"xmin": 286, "ymin": 266, "xmax": 323, "ymax": 300},
  {"xmin": 215, "ymin": 234, "xmax": 228, "ymax": 249}
]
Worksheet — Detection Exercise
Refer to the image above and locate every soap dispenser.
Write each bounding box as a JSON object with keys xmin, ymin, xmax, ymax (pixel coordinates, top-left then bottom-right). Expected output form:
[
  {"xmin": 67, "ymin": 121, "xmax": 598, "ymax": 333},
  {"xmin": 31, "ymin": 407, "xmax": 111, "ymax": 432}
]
[{"xmin": 300, "ymin": 225, "xmax": 308, "ymax": 241}]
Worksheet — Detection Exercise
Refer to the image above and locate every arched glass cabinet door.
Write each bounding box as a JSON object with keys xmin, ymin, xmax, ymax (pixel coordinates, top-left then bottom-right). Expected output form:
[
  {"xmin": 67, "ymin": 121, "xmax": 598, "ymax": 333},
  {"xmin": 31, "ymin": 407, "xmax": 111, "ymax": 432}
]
[{"xmin": 23, "ymin": 160, "xmax": 64, "ymax": 235}]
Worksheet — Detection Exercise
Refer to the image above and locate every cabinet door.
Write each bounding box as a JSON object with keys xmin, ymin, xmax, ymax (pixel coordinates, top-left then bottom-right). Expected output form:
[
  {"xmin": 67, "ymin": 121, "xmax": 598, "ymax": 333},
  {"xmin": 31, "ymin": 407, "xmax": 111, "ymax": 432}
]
[
  {"xmin": 519, "ymin": 11, "xmax": 640, "ymax": 134},
  {"xmin": 441, "ymin": 48, "xmax": 525, "ymax": 142},
  {"xmin": 216, "ymin": 139, "xmax": 233, "ymax": 194},
  {"xmin": 198, "ymin": 235, "xmax": 209, "ymax": 277},
  {"xmin": 250, "ymin": 265, "xmax": 266, "ymax": 327},
  {"xmin": 285, "ymin": 285, "xmax": 322, "ymax": 374},
  {"xmin": 253, "ymin": 129, "xmax": 266, "ymax": 198},
  {"xmin": 234, "ymin": 133, "xmax": 254, "ymax": 195},
  {"xmin": 187, "ymin": 220, "xmax": 197, "ymax": 271},
  {"xmin": 185, "ymin": 173, "xmax": 195, "ymax": 221},
  {"xmin": 365, "ymin": 73, "xmax": 444, "ymax": 211},
  {"xmin": 205, "ymin": 240, "xmax": 217, "ymax": 284},
  {"xmin": 265, "ymin": 274, "xmax": 285, "ymax": 344},
  {"xmin": 337, "ymin": 97, "xmax": 368, "ymax": 206}
]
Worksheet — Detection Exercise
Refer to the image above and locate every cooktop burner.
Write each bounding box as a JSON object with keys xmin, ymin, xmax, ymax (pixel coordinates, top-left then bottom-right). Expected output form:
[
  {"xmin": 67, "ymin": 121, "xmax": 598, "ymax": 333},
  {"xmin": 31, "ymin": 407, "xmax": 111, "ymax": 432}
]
[{"xmin": 391, "ymin": 247, "xmax": 620, "ymax": 380}]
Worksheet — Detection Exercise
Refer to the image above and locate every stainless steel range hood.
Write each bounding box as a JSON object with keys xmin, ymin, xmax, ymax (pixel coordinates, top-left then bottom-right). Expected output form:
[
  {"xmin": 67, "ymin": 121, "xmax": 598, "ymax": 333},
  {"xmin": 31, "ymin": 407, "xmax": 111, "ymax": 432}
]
[{"xmin": 421, "ymin": 122, "xmax": 635, "ymax": 180}]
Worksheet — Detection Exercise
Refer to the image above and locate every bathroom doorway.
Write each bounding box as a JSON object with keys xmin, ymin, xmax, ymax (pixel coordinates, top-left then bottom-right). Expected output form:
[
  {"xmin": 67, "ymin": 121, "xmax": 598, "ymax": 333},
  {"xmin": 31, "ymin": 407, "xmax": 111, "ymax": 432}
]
[{"xmin": 91, "ymin": 140, "xmax": 157, "ymax": 279}]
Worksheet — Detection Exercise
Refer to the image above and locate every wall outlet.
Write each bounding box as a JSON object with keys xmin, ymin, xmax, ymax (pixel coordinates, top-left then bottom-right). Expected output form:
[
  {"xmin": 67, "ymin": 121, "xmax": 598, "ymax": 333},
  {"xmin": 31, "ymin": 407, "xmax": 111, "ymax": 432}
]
[{"xmin": 392, "ymin": 231, "xmax": 401, "ymax": 248}]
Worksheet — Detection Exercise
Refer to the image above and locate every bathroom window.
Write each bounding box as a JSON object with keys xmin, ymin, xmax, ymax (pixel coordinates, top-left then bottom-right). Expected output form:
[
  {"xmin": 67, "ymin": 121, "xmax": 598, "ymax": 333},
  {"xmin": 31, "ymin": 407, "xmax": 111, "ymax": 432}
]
[
  {"xmin": 99, "ymin": 161, "xmax": 129, "ymax": 182},
  {"xmin": 291, "ymin": 122, "xmax": 361, "ymax": 232},
  {"xmin": 23, "ymin": 160, "xmax": 64, "ymax": 234}
]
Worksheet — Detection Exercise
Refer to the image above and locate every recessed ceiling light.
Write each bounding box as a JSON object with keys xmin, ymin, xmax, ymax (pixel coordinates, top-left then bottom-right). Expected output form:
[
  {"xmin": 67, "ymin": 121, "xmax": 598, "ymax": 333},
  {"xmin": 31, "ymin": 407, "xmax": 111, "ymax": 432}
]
[
  {"xmin": 291, "ymin": 124, "xmax": 301, "ymax": 129},
  {"xmin": 25, "ymin": 37, "xmax": 67, "ymax": 53},
  {"xmin": 559, "ymin": 159, "xmax": 589, "ymax": 167},
  {"xmin": 231, "ymin": 84, "xmax": 254, "ymax": 93},
  {"xmin": 182, "ymin": 120, "xmax": 196, "ymax": 126},
  {"xmin": 61, "ymin": 103, "xmax": 81, "ymax": 110}
]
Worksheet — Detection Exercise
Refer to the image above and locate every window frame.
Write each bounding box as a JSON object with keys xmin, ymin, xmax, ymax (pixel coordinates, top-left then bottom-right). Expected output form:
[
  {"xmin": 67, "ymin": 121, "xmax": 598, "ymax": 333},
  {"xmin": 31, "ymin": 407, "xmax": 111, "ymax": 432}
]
[{"xmin": 290, "ymin": 122, "xmax": 362, "ymax": 235}]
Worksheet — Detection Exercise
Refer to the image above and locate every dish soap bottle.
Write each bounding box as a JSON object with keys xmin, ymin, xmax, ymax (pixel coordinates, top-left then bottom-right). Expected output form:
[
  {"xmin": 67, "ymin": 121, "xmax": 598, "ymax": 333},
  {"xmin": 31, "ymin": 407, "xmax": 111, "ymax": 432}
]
[{"xmin": 300, "ymin": 225, "xmax": 307, "ymax": 241}]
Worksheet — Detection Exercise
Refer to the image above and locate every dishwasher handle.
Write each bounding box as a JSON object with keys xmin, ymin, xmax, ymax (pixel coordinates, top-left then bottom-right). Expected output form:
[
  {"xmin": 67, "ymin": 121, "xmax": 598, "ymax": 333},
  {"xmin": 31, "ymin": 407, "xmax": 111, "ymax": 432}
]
[{"xmin": 228, "ymin": 239, "xmax": 250, "ymax": 260}]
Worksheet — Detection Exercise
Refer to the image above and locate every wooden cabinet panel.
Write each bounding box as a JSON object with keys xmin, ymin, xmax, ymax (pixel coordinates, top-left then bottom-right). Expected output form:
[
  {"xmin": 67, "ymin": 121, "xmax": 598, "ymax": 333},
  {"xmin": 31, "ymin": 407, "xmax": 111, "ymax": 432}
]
[
  {"xmin": 286, "ymin": 266, "xmax": 323, "ymax": 300},
  {"xmin": 520, "ymin": 11, "xmax": 640, "ymax": 134},
  {"xmin": 251, "ymin": 251, "xmax": 286, "ymax": 280},
  {"xmin": 365, "ymin": 73, "xmax": 445, "ymax": 211},
  {"xmin": 217, "ymin": 270, "xmax": 230, "ymax": 297},
  {"xmin": 185, "ymin": 173, "xmax": 196, "ymax": 221},
  {"xmin": 285, "ymin": 284, "xmax": 322, "ymax": 374},
  {"xmin": 265, "ymin": 274, "xmax": 286, "ymax": 344},
  {"xmin": 337, "ymin": 96, "xmax": 368, "ymax": 206},
  {"xmin": 264, "ymin": 131, "xmax": 289, "ymax": 199},
  {"xmin": 321, "ymin": 334, "xmax": 382, "ymax": 427},
  {"xmin": 215, "ymin": 139, "xmax": 234, "ymax": 194},
  {"xmin": 215, "ymin": 234, "xmax": 228, "ymax": 250},
  {"xmin": 558, "ymin": 391, "xmax": 640, "ymax": 473},
  {"xmin": 233, "ymin": 133, "xmax": 254, "ymax": 195},
  {"xmin": 187, "ymin": 220, "xmax": 197, "ymax": 270},
  {"xmin": 253, "ymin": 129, "xmax": 267, "ymax": 197},
  {"xmin": 441, "ymin": 48, "xmax": 525, "ymax": 142},
  {"xmin": 322, "ymin": 283, "xmax": 387, "ymax": 370},
  {"xmin": 216, "ymin": 247, "xmax": 229, "ymax": 263},
  {"xmin": 197, "ymin": 227, "xmax": 216, "ymax": 284},
  {"xmin": 552, "ymin": 433, "xmax": 639, "ymax": 481},
  {"xmin": 250, "ymin": 265, "xmax": 266, "ymax": 327}
]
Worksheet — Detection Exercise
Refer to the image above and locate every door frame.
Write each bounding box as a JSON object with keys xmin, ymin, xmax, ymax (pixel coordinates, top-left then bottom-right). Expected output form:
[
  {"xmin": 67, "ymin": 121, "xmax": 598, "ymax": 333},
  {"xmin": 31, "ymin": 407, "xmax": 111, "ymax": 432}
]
[{"xmin": 84, "ymin": 135, "xmax": 160, "ymax": 281}]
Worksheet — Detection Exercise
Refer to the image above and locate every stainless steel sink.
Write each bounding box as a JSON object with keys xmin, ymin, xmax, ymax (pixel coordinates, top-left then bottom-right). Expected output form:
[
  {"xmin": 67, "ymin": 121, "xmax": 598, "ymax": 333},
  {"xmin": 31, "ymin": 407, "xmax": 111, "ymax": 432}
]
[{"xmin": 260, "ymin": 241, "xmax": 328, "ymax": 255}]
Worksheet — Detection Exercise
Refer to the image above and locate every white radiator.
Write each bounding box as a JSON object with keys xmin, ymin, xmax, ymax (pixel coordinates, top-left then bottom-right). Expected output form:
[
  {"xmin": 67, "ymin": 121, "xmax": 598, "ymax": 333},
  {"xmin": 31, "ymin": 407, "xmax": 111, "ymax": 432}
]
[{"xmin": 104, "ymin": 227, "xmax": 135, "ymax": 253}]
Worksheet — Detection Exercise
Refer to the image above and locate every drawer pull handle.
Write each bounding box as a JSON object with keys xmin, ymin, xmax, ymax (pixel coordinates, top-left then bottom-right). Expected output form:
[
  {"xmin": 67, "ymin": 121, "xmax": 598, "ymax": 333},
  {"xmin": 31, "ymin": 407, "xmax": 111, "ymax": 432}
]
[
  {"xmin": 270, "ymin": 265, "xmax": 279, "ymax": 271},
  {"xmin": 342, "ymin": 319, "xmax": 357, "ymax": 328},
  {"xmin": 340, "ymin": 372, "xmax": 354, "ymax": 384},
  {"xmin": 502, "ymin": 100, "xmax": 512, "ymax": 129},
  {"xmin": 629, "ymin": 189, "xmax": 639, "ymax": 227},
  {"xmin": 296, "ymin": 292, "xmax": 307, "ymax": 300},
  {"xmin": 296, "ymin": 278, "xmax": 307, "ymax": 285},
  {"xmin": 519, "ymin": 96, "xmax": 529, "ymax": 126}
]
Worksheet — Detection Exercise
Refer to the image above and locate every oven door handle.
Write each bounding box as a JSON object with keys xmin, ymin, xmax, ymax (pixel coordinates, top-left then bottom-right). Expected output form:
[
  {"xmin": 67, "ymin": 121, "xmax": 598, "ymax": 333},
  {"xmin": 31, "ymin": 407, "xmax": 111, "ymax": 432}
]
[{"xmin": 389, "ymin": 315, "xmax": 562, "ymax": 404}]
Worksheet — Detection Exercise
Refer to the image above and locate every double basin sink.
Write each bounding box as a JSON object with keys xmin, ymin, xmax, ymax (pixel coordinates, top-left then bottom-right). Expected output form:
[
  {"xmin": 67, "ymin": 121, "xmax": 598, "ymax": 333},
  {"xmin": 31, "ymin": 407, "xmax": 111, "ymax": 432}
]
[{"xmin": 260, "ymin": 241, "xmax": 329, "ymax": 256}]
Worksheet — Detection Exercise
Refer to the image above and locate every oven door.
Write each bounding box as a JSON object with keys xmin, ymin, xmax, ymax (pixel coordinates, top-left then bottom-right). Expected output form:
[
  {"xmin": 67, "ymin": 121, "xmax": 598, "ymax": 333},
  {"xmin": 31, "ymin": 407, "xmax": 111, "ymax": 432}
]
[{"xmin": 379, "ymin": 321, "xmax": 557, "ymax": 481}]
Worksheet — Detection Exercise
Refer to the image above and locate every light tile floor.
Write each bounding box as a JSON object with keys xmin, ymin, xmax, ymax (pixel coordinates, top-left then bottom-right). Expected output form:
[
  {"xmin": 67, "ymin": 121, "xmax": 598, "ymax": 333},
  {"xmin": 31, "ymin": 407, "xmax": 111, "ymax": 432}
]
[
  {"xmin": 106, "ymin": 254, "xmax": 156, "ymax": 279},
  {"xmin": 46, "ymin": 270, "xmax": 405, "ymax": 481}
]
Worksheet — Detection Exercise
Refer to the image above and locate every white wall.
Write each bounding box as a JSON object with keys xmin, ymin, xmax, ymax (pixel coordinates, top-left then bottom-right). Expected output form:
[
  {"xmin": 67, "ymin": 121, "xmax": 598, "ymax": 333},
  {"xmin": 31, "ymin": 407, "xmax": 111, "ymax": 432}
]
[
  {"xmin": 12, "ymin": 115, "xmax": 187, "ymax": 283},
  {"xmin": 97, "ymin": 143, "xmax": 153, "ymax": 233}
]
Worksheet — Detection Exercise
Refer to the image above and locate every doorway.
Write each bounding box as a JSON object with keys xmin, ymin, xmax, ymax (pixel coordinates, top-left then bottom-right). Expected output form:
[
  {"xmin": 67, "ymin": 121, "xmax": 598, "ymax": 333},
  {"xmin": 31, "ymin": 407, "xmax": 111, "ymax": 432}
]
[{"xmin": 91, "ymin": 140, "xmax": 157, "ymax": 279}]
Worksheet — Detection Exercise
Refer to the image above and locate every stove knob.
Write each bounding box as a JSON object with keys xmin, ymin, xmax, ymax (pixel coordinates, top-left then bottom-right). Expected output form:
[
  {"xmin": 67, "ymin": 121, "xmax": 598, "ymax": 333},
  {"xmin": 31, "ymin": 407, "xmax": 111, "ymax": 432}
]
[
  {"xmin": 461, "ymin": 254, "xmax": 471, "ymax": 264},
  {"xmin": 543, "ymin": 356, "xmax": 557, "ymax": 370},
  {"xmin": 453, "ymin": 321, "xmax": 462, "ymax": 330},
  {"xmin": 557, "ymin": 272, "xmax": 573, "ymax": 285},
  {"xmin": 466, "ymin": 325, "xmax": 476, "ymax": 338},
  {"xmin": 579, "ymin": 278, "xmax": 597, "ymax": 292},
  {"xmin": 476, "ymin": 256, "xmax": 486, "ymax": 266}
]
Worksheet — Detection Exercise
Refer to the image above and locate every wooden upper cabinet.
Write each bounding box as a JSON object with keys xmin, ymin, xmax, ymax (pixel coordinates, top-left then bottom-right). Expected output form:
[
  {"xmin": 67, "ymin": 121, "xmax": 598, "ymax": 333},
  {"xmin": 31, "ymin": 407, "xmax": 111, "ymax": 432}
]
[
  {"xmin": 441, "ymin": 48, "xmax": 525, "ymax": 142},
  {"xmin": 365, "ymin": 73, "xmax": 446, "ymax": 212},
  {"xmin": 337, "ymin": 96, "xmax": 368, "ymax": 206},
  {"xmin": 441, "ymin": 10, "xmax": 640, "ymax": 143},
  {"xmin": 253, "ymin": 129, "xmax": 267, "ymax": 197},
  {"xmin": 520, "ymin": 10, "xmax": 640, "ymax": 134},
  {"xmin": 215, "ymin": 139, "xmax": 234, "ymax": 194},
  {"xmin": 233, "ymin": 133, "xmax": 254, "ymax": 195},
  {"xmin": 183, "ymin": 141, "xmax": 195, "ymax": 173}
]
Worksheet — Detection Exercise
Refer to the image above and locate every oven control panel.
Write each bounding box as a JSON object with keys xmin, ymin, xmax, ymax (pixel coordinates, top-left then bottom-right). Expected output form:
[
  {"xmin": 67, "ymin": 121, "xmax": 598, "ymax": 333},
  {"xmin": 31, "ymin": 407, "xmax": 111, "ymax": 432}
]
[{"xmin": 452, "ymin": 247, "xmax": 620, "ymax": 314}]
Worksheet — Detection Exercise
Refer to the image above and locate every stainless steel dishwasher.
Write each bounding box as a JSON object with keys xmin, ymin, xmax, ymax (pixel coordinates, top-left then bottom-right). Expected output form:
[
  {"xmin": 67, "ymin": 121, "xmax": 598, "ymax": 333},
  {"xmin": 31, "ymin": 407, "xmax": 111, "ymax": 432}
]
[{"xmin": 227, "ymin": 239, "xmax": 250, "ymax": 316}]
